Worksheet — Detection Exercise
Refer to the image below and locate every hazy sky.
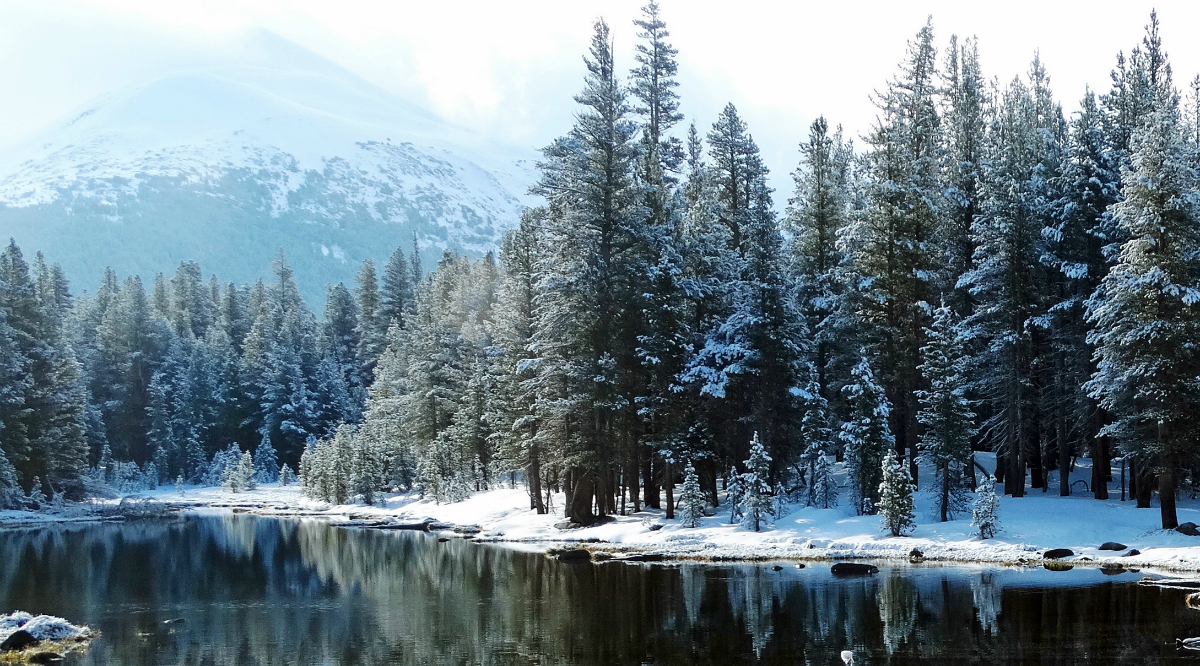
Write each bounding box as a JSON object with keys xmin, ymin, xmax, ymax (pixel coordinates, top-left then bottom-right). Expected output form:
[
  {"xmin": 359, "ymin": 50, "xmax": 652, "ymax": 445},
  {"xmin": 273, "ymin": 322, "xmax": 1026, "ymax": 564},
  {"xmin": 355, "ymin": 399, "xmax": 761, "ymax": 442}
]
[{"xmin": 2, "ymin": 0, "xmax": 1199, "ymax": 195}]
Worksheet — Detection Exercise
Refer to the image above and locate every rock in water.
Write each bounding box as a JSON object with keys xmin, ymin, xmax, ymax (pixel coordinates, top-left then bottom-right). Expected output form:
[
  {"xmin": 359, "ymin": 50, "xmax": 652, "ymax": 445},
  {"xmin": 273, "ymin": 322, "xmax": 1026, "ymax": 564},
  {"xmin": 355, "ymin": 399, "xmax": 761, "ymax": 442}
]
[
  {"xmin": 1177, "ymin": 523, "xmax": 1200, "ymax": 536},
  {"xmin": 556, "ymin": 549, "xmax": 591, "ymax": 563},
  {"xmin": 1, "ymin": 630, "xmax": 38, "ymax": 652},
  {"xmin": 1098, "ymin": 542, "xmax": 1127, "ymax": 551},
  {"xmin": 1043, "ymin": 548, "xmax": 1074, "ymax": 559},
  {"xmin": 831, "ymin": 563, "xmax": 879, "ymax": 576}
]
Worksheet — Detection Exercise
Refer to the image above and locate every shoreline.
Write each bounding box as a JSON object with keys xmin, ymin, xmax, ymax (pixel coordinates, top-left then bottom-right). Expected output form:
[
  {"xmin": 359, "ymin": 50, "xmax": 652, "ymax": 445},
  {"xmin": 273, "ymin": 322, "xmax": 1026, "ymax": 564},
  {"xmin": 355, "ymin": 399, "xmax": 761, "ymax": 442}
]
[{"xmin": 5, "ymin": 484, "xmax": 1200, "ymax": 575}]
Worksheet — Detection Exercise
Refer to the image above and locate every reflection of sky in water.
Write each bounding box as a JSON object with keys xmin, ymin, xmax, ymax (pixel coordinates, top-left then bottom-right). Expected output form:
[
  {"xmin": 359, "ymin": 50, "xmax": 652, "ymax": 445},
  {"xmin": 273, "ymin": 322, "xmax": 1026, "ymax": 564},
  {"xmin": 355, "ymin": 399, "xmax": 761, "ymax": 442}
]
[{"xmin": 0, "ymin": 514, "xmax": 1194, "ymax": 665}]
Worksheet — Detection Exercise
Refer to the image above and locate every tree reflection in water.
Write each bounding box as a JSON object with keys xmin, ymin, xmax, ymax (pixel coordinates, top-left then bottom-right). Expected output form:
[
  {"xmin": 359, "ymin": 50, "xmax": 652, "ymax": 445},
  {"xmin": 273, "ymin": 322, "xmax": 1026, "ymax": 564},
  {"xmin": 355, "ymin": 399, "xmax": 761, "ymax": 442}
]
[{"xmin": 0, "ymin": 514, "xmax": 1195, "ymax": 665}]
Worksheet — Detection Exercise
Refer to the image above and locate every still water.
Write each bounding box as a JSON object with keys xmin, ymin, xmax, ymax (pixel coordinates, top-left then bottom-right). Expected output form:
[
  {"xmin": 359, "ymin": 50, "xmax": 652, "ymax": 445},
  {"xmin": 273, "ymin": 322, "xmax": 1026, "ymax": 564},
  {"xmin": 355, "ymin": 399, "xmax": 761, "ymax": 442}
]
[{"xmin": 1, "ymin": 513, "xmax": 1198, "ymax": 665}]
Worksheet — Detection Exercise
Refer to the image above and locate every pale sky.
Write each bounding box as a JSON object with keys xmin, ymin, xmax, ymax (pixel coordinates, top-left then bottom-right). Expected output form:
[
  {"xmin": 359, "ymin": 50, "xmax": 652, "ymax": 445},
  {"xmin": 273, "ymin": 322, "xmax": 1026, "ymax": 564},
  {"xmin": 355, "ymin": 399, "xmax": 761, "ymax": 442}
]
[{"xmin": 2, "ymin": 0, "xmax": 1198, "ymax": 196}]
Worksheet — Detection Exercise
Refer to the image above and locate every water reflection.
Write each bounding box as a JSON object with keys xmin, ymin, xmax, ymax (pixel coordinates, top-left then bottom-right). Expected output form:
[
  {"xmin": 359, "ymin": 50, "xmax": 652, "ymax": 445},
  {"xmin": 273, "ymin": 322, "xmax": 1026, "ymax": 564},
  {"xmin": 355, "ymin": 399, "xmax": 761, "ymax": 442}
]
[{"xmin": 0, "ymin": 514, "xmax": 1197, "ymax": 665}]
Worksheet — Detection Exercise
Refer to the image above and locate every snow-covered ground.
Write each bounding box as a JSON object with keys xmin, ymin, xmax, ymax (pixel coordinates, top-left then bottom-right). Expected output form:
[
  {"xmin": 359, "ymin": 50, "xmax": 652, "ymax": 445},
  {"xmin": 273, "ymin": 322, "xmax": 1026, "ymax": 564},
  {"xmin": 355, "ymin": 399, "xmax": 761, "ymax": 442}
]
[{"xmin": 5, "ymin": 454, "xmax": 1200, "ymax": 573}]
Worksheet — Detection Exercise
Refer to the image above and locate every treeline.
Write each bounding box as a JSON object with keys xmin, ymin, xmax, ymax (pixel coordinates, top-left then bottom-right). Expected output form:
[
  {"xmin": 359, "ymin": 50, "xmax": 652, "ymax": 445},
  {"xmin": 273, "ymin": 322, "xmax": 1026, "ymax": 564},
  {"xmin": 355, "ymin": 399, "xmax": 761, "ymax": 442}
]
[
  {"xmin": 5, "ymin": 5, "xmax": 1200, "ymax": 530},
  {"xmin": 0, "ymin": 238, "xmax": 426, "ymax": 503}
]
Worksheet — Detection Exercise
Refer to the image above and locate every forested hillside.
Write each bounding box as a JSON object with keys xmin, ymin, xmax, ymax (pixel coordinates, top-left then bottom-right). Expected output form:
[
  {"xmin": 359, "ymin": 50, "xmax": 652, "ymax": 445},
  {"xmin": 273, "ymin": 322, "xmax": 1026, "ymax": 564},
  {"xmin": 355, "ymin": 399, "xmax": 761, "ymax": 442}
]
[{"xmin": 3, "ymin": 5, "xmax": 1199, "ymax": 531}]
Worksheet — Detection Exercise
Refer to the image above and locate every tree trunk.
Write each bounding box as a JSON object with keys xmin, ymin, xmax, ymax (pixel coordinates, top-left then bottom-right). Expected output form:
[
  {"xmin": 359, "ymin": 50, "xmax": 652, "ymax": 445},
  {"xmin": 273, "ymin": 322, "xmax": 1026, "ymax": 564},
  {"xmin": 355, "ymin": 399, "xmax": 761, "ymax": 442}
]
[
  {"xmin": 528, "ymin": 445, "xmax": 546, "ymax": 514},
  {"xmin": 1160, "ymin": 465, "xmax": 1178, "ymax": 529},
  {"xmin": 939, "ymin": 461, "xmax": 949, "ymax": 523},
  {"xmin": 1090, "ymin": 435, "xmax": 1109, "ymax": 500},
  {"xmin": 664, "ymin": 459, "xmax": 675, "ymax": 519},
  {"xmin": 1134, "ymin": 461, "xmax": 1153, "ymax": 508},
  {"xmin": 567, "ymin": 470, "xmax": 596, "ymax": 525}
]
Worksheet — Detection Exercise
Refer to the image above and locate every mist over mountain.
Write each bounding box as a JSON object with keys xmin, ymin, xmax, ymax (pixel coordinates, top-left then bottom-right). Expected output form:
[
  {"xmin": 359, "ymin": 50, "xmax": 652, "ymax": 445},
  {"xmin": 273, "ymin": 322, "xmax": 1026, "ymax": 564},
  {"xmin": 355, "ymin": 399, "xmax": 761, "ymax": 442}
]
[{"xmin": 0, "ymin": 30, "xmax": 537, "ymax": 305}]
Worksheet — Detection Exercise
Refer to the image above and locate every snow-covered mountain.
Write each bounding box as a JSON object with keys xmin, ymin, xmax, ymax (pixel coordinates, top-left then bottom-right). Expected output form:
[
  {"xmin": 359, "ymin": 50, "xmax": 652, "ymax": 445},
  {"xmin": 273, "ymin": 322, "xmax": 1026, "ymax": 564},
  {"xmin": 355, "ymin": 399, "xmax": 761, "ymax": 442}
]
[{"xmin": 0, "ymin": 30, "xmax": 538, "ymax": 306}]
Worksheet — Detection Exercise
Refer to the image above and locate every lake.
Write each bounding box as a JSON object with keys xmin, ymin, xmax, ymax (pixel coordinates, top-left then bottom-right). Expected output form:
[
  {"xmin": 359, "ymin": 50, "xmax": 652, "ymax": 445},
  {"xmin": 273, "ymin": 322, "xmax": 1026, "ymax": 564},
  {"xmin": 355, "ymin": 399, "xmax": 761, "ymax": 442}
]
[{"xmin": 1, "ymin": 513, "xmax": 1197, "ymax": 665}]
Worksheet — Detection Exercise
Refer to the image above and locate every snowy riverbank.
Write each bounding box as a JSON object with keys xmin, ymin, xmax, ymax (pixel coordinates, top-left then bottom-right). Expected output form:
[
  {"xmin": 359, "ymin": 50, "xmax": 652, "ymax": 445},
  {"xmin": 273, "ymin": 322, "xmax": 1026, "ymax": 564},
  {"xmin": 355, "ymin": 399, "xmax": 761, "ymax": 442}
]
[
  {"xmin": 6, "ymin": 480, "xmax": 1200, "ymax": 573},
  {"xmin": 5, "ymin": 454, "xmax": 1200, "ymax": 573}
]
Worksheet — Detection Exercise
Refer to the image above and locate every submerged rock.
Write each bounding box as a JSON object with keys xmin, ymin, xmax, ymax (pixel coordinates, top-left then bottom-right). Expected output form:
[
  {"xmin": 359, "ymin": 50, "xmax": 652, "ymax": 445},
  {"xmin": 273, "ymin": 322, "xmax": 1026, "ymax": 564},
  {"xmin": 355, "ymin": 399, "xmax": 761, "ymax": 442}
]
[
  {"xmin": 831, "ymin": 563, "xmax": 879, "ymax": 576},
  {"xmin": 555, "ymin": 549, "xmax": 592, "ymax": 563}
]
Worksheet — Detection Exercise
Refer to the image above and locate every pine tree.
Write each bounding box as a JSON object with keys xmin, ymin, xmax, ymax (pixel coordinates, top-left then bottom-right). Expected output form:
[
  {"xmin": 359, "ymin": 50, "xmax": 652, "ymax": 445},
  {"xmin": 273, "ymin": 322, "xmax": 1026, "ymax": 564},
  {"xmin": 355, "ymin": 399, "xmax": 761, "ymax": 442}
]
[
  {"xmin": 787, "ymin": 116, "xmax": 853, "ymax": 399},
  {"xmin": 677, "ymin": 460, "xmax": 706, "ymax": 527},
  {"xmin": 740, "ymin": 432, "xmax": 774, "ymax": 531},
  {"xmin": 355, "ymin": 259, "xmax": 387, "ymax": 382},
  {"xmin": 253, "ymin": 433, "xmax": 279, "ymax": 484},
  {"xmin": 0, "ymin": 446, "xmax": 21, "ymax": 509},
  {"xmin": 841, "ymin": 356, "xmax": 894, "ymax": 514},
  {"xmin": 972, "ymin": 480, "xmax": 1001, "ymax": 538},
  {"xmin": 962, "ymin": 58, "xmax": 1064, "ymax": 497},
  {"xmin": 531, "ymin": 18, "xmax": 644, "ymax": 524},
  {"xmin": 1086, "ymin": 81, "xmax": 1199, "ymax": 530},
  {"xmin": 917, "ymin": 304, "xmax": 976, "ymax": 521},
  {"xmin": 380, "ymin": 245, "xmax": 414, "ymax": 332},
  {"xmin": 27, "ymin": 475, "xmax": 46, "ymax": 506},
  {"xmin": 878, "ymin": 449, "xmax": 916, "ymax": 536},
  {"xmin": 811, "ymin": 452, "xmax": 839, "ymax": 509},
  {"xmin": 847, "ymin": 19, "xmax": 944, "ymax": 483}
]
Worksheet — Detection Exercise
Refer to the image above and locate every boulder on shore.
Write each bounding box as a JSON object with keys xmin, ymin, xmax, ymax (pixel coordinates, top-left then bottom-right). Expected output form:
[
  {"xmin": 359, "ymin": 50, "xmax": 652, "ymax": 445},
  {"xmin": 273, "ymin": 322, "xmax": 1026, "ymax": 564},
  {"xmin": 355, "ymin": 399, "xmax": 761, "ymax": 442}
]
[{"xmin": 1, "ymin": 630, "xmax": 38, "ymax": 652}]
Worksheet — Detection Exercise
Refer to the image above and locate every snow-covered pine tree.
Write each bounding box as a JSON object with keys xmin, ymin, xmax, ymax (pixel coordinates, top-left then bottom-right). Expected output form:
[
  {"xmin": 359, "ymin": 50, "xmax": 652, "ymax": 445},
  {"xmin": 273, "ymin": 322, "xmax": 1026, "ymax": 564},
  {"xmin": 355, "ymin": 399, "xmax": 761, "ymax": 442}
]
[
  {"xmin": 489, "ymin": 211, "xmax": 551, "ymax": 513},
  {"xmin": 799, "ymin": 374, "xmax": 835, "ymax": 506},
  {"xmin": 27, "ymin": 476, "xmax": 46, "ymax": 506},
  {"xmin": 677, "ymin": 460, "xmax": 706, "ymax": 527},
  {"xmin": 961, "ymin": 57, "xmax": 1063, "ymax": 497},
  {"xmin": 0, "ymin": 446, "xmax": 21, "ymax": 509},
  {"xmin": 253, "ymin": 433, "xmax": 279, "ymax": 484},
  {"xmin": 846, "ymin": 19, "xmax": 944, "ymax": 484},
  {"xmin": 1086, "ymin": 78, "xmax": 1200, "ymax": 530},
  {"xmin": 786, "ymin": 116, "xmax": 853, "ymax": 400},
  {"xmin": 530, "ymin": 18, "xmax": 644, "ymax": 525},
  {"xmin": 878, "ymin": 449, "xmax": 916, "ymax": 536},
  {"xmin": 972, "ymin": 480, "xmax": 1001, "ymax": 538},
  {"xmin": 380, "ymin": 245, "xmax": 414, "ymax": 332},
  {"xmin": 224, "ymin": 450, "xmax": 255, "ymax": 493},
  {"xmin": 1044, "ymin": 89, "xmax": 1120, "ymax": 499},
  {"xmin": 355, "ymin": 258, "xmax": 386, "ymax": 383},
  {"xmin": 811, "ymin": 452, "xmax": 838, "ymax": 509},
  {"xmin": 841, "ymin": 356, "xmax": 894, "ymax": 514},
  {"xmin": 740, "ymin": 432, "xmax": 774, "ymax": 531},
  {"xmin": 917, "ymin": 304, "xmax": 976, "ymax": 521}
]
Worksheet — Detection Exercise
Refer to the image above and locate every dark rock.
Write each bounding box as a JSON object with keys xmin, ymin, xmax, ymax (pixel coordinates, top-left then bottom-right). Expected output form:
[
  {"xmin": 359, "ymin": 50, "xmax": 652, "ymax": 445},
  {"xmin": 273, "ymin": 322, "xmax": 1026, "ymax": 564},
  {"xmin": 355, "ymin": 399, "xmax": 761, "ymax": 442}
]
[
  {"xmin": 620, "ymin": 553, "xmax": 664, "ymax": 562},
  {"xmin": 556, "ymin": 549, "xmax": 592, "ymax": 563},
  {"xmin": 772, "ymin": 565, "xmax": 783, "ymax": 571},
  {"xmin": 1043, "ymin": 548, "xmax": 1074, "ymax": 559},
  {"xmin": 28, "ymin": 652, "xmax": 64, "ymax": 664},
  {"xmin": 1124, "ymin": 549, "xmax": 1141, "ymax": 557},
  {"xmin": 831, "ymin": 562, "xmax": 879, "ymax": 576},
  {"xmin": 1099, "ymin": 542, "xmax": 1127, "ymax": 551},
  {"xmin": 1177, "ymin": 522, "xmax": 1200, "ymax": 536},
  {"xmin": 1, "ymin": 630, "xmax": 38, "ymax": 652}
]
